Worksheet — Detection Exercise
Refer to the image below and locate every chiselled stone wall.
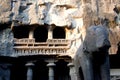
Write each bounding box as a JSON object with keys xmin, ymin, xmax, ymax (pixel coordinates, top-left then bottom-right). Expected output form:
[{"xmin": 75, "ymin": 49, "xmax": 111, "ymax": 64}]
[{"xmin": 0, "ymin": 0, "xmax": 120, "ymax": 56}]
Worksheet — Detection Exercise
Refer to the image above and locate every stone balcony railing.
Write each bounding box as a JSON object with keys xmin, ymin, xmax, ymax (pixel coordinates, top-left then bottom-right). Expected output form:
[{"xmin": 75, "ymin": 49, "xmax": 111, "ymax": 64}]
[{"xmin": 12, "ymin": 38, "xmax": 71, "ymax": 56}]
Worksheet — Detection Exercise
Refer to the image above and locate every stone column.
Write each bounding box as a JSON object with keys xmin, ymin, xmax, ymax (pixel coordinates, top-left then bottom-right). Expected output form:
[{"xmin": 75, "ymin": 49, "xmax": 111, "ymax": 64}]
[
  {"xmin": 47, "ymin": 62, "xmax": 56, "ymax": 80},
  {"xmin": 65, "ymin": 28, "xmax": 71, "ymax": 39},
  {"xmin": 25, "ymin": 62, "xmax": 34, "ymax": 80},
  {"xmin": 48, "ymin": 26, "xmax": 53, "ymax": 39},
  {"xmin": 68, "ymin": 62, "xmax": 78, "ymax": 80},
  {"xmin": 29, "ymin": 27, "xmax": 35, "ymax": 39}
]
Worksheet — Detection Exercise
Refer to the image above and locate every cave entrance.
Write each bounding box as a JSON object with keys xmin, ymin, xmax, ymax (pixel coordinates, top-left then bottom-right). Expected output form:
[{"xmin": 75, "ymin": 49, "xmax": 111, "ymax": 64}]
[
  {"xmin": 34, "ymin": 26, "xmax": 48, "ymax": 42},
  {"xmin": 53, "ymin": 27, "xmax": 65, "ymax": 39},
  {"xmin": 55, "ymin": 60, "xmax": 70, "ymax": 80},
  {"xmin": 12, "ymin": 26, "xmax": 29, "ymax": 39}
]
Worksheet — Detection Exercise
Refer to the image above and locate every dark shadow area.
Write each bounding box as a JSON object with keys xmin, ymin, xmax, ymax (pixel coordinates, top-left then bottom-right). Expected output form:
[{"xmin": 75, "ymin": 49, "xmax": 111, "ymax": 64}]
[
  {"xmin": 53, "ymin": 27, "xmax": 65, "ymax": 39},
  {"xmin": 55, "ymin": 59, "xmax": 70, "ymax": 80},
  {"xmin": 109, "ymin": 55, "xmax": 120, "ymax": 68},
  {"xmin": 79, "ymin": 67, "xmax": 84, "ymax": 80},
  {"xmin": 33, "ymin": 60, "xmax": 48, "ymax": 80},
  {"xmin": 34, "ymin": 26, "xmax": 48, "ymax": 42},
  {"xmin": 10, "ymin": 58, "xmax": 48, "ymax": 80},
  {"xmin": 110, "ymin": 43, "xmax": 120, "ymax": 69},
  {"xmin": 117, "ymin": 42, "xmax": 120, "ymax": 55},
  {"xmin": 12, "ymin": 26, "xmax": 29, "ymax": 38},
  {"xmin": 10, "ymin": 61, "xmax": 26, "ymax": 80},
  {"xmin": 0, "ymin": 23, "xmax": 11, "ymax": 31}
]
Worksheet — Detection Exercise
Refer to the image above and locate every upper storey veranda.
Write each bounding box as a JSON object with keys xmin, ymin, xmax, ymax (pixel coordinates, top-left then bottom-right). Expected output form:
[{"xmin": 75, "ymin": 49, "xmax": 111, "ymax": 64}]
[{"xmin": 12, "ymin": 24, "xmax": 77, "ymax": 57}]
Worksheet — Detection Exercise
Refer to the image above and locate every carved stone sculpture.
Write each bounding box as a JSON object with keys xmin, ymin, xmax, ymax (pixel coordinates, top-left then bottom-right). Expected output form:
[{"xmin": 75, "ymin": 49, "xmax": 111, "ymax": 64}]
[{"xmin": 74, "ymin": 25, "xmax": 111, "ymax": 80}]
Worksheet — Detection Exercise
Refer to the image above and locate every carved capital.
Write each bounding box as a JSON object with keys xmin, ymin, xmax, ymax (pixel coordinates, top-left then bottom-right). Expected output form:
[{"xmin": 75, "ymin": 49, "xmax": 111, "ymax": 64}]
[{"xmin": 25, "ymin": 62, "xmax": 35, "ymax": 67}]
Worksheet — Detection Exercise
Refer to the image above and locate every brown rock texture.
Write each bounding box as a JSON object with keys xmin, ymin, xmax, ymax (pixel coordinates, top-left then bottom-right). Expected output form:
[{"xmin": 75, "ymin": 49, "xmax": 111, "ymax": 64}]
[{"xmin": 0, "ymin": 0, "xmax": 12, "ymax": 23}]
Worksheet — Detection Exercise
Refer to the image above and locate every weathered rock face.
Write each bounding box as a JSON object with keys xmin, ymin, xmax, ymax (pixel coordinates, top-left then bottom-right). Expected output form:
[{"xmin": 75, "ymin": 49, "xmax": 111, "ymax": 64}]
[
  {"xmin": 109, "ymin": 26, "xmax": 120, "ymax": 54},
  {"xmin": 0, "ymin": 0, "xmax": 120, "ymax": 55},
  {"xmin": 0, "ymin": 0, "xmax": 118, "ymax": 26},
  {"xmin": 0, "ymin": 28, "xmax": 14, "ymax": 56},
  {"xmin": 11, "ymin": 0, "xmax": 83, "ymax": 27},
  {"xmin": 0, "ymin": 0, "xmax": 12, "ymax": 23},
  {"xmin": 0, "ymin": 1, "xmax": 120, "ymax": 80}
]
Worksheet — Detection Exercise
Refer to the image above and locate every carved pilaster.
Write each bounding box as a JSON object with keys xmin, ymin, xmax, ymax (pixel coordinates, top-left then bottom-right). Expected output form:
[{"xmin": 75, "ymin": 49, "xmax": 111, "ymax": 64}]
[
  {"xmin": 48, "ymin": 25, "xmax": 53, "ymax": 39},
  {"xmin": 48, "ymin": 25, "xmax": 56, "ymax": 39},
  {"xmin": 29, "ymin": 27, "xmax": 36, "ymax": 39}
]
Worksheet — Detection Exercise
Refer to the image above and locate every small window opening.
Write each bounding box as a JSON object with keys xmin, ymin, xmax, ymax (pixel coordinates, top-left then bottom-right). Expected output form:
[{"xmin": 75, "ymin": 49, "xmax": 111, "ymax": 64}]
[
  {"xmin": 34, "ymin": 26, "xmax": 48, "ymax": 42},
  {"xmin": 53, "ymin": 27, "xmax": 65, "ymax": 39},
  {"xmin": 13, "ymin": 26, "xmax": 29, "ymax": 39}
]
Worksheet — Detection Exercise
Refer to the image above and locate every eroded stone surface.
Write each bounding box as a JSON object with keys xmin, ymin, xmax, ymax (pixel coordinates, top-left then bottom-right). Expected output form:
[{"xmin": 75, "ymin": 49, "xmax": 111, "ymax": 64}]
[
  {"xmin": 0, "ymin": 0, "xmax": 118, "ymax": 26},
  {"xmin": 0, "ymin": 0, "xmax": 120, "ymax": 55},
  {"xmin": 0, "ymin": 28, "xmax": 13, "ymax": 56},
  {"xmin": 0, "ymin": 0, "xmax": 12, "ymax": 23}
]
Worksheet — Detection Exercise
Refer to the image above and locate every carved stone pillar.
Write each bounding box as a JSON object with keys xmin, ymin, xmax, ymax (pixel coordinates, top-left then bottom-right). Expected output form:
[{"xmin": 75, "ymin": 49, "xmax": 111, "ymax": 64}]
[
  {"xmin": 67, "ymin": 62, "xmax": 78, "ymax": 80},
  {"xmin": 25, "ymin": 62, "xmax": 34, "ymax": 80},
  {"xmin": 65, "ymin": 28, "xmax": 71, "ymax": 39},
  {"xmin": 48, "ymin": 26, "xmax": 53, "ymax": 39},
  {"xmin": 29, "ymin": 27, "xmax": 35, "ymax": 39},
  {"xmin": 47, "ymin": 62, "xmax": 56, "ymax": 80},
  {"xmin": 48, "ymin": 25, "xmax": 56, "ymax": 39}
]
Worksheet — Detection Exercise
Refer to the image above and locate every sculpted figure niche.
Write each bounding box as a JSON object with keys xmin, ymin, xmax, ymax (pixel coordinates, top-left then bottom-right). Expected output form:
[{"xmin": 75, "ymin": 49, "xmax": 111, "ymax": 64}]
[{"xmin": 74, "ymin": 23, "xmax": 111, "ymax": 80}]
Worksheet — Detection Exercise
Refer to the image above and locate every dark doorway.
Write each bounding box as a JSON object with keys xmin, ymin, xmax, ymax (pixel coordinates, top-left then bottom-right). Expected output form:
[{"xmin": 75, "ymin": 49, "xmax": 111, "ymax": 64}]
[
  {"xmin": 55, "ymin": 60, "xmax": 70, "ymax": 80},
  {"xmin": 34, "ymin": 26, "xmax": 48, "ymax": 42},
  {"xmin": 33, "ymin": 60, "xmax": 48, "ymax": 80},
  {"xmin": 12, "ymin": 26, "xmax": 29, "ymax": 39},
  {"xmin": 10, "ymin": 61, "xmax": 26, "ymax": 80},
  {"xmin": 53, "ymin": 27, "xmax": 65, "ymax": 39}
]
